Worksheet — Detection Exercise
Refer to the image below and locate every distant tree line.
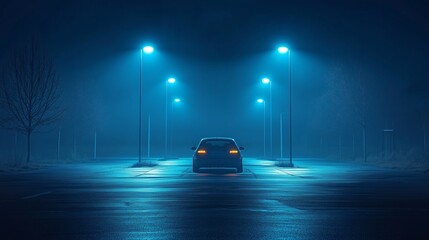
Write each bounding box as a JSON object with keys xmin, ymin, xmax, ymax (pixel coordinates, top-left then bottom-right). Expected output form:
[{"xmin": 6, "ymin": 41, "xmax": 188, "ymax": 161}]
[{"xmin": 311, "ymin": 58, "xmax": 429, "ymax": 162}]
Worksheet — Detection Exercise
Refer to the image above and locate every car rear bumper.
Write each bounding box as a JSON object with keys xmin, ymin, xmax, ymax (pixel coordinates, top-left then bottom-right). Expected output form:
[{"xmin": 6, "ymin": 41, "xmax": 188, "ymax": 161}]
[{"xmin": 193, "ymin": 158, "xmax": 242, "ymax": 169}]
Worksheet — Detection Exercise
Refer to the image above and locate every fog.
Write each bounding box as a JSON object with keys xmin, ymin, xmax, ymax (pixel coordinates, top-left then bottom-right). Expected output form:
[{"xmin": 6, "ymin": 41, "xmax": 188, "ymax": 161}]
[{"xmin": 1, "ymin": 0, "xmax": 428, "ymax": 164}]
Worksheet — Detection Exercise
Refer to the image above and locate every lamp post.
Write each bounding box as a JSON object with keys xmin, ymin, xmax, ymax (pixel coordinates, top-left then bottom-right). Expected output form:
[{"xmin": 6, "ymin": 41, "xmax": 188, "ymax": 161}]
[
  {"xmin": 170, "ymin": 98, "xmax": 181, "ymax": 157},
  {"xmin": 257, "ymin": 98, "xmax": 266, "ymax": 159},
  {"xmin": 277, "ymin": 46, "xmax": 293, "ymax": 167},
  {"xmin": 139, "ymin": 46, "xmax": 154, "ymax": 163},
  {"xmin": 262, "ymin": 77, "xmax": 272, "ymax": 158},
  {"xmin": 147, "ymin": 114, "xmax": 151, "ymax": 160},
  {"xmin": 165, "ymin": 77, "xmax": 176, "ymax": 158},
  {"xmin": 280, "ymin": 112, "xmax": 285, "ymax": 159}
]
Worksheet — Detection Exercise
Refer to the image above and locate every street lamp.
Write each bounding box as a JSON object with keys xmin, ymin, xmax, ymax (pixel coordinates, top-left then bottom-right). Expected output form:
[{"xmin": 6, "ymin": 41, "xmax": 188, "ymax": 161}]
[
  {"xmin": 277, "ymin": 45, "xmax": 293, "ymax": 167},
  {"xmin": 278, "ymin": 46, "xmax": 288, "ymax": 54},
  {"xmin": 170, "ymin": 98, "xmax": 181, "ymax": 157},
  {"xmin": 165, "ymin": 77, "xmax": 176, "ymax": 158},
  {"xmin": 279, "ymin": 112, "xmax": 285, "ymax": 159},
  {"xmin": 168, "ymin": 77, "xmax": 176, "ymax": 84},
  {"xmin": 261, "ymin": 77, "xmax": 272, "ymax": 158},
  {"xmin": 257, "ymin": 98, "xmax": 266, "ymax": 159},
  {"xmin": 143, "ymin": 46, "xmax": 154, "ymax": 54},
  {"xmin": 139, "ymin": 45, "xmax": 154, "ymax": 163}
]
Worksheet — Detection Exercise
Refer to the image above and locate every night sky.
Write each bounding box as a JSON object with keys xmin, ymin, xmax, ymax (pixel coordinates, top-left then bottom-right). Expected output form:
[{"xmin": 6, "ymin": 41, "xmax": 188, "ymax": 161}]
[{"xmin": 1, "ymin": 0, "xmax": 429, "ymax": 158}]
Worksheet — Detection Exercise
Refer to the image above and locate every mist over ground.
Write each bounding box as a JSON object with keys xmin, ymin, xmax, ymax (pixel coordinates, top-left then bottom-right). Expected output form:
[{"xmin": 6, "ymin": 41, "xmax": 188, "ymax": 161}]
[{"xmin": 1, "ymin": 0, "xmax": 428, "ymax": 167}]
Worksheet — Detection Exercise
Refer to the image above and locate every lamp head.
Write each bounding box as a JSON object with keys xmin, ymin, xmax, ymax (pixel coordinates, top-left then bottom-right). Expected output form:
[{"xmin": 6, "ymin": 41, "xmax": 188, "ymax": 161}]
[
  {"xmin": 143, "ymin": 46, "xmax": 154, "ymax": 54},
  {"xmin": 277, "ymin": 46, "xmax": 289, "ymax": 54},
  {"xmin": 262, "ymin": 78, "xmax": 270, "ymax": 84}
]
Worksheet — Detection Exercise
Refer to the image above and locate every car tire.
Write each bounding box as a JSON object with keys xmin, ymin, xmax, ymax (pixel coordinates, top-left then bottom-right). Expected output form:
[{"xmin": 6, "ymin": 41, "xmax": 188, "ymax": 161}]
[
  {"xmin": 193, "ymin": 165, "xmax": 199, "ymax": 173},
  {"xmin": 236, "ymin": 165, "xmax": 243, "ymax": 173}
]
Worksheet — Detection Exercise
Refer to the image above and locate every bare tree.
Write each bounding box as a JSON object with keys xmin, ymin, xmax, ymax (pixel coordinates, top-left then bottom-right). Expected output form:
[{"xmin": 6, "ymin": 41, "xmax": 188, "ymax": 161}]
[
  {"xmin": 312, "ymin": 61, "xmax": 371, "ymax": 162},
  {"xmin": 337, "ymin": 64, "xmax": 370, "ymax": 162},
  {"xmin": 0, "ymin": 40, "xmax": 63, "ymax": 163},
  {"xmin": 311, "ymin": 63, "xmax": 352, "ymax": 158},
  {"xmin": 349, "ymin": 68, "xmax": 369, "ymax": 162}
]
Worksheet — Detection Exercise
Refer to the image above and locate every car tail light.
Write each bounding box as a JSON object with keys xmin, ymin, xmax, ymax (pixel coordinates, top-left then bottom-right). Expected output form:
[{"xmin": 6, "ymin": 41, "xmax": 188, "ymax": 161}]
[
  {"xmin": 197, "ymin": 149, "xmax": 206, "ymax": 154},
  {"xmin": 229, "ymin": 149, "xmax": 239, "ymax": 154}
]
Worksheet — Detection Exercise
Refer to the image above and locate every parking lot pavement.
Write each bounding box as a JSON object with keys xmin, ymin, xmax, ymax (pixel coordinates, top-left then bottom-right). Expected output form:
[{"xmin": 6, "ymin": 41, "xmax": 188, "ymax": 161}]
[{"xmin": 1, "ymin": 157, "xmax": 429, "ymax": 239}]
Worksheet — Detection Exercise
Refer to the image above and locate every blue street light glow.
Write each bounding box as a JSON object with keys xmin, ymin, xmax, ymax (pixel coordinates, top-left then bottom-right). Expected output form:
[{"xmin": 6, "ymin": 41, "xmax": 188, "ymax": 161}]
[
  {"xmin": 174, "ymin": 98, "xmax": 181, "ymax": 103},
  {"xmin": 143, "ymin": 46, "xmax": 154, "ymax": 54},
  {"xmin": 277, "ymin": 46, "xmax": 288, "ymax": 54},
  {"xmin": 262, "ymin": 78, "xmax": 270, "ymax": 84},
  {"xmin": 257, "ymin": 99, "xmax": 264, "ymax": 103},
  {"xmin": 168, "ymin": 78, "xmax": 176, "ymax": 84}
]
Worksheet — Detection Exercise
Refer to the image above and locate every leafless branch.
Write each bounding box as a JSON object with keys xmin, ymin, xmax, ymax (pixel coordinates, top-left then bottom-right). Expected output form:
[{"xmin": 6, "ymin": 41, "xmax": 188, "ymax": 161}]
[{"xmin": 0, "ymin": 39, "xmax": 64, "ymax": 162}]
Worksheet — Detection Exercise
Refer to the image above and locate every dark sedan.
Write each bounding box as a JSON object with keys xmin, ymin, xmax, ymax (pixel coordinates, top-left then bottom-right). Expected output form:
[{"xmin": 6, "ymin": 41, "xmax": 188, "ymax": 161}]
[{"xmin": 192, "ymin": 137, "xmax": 244, "ymax": 173}]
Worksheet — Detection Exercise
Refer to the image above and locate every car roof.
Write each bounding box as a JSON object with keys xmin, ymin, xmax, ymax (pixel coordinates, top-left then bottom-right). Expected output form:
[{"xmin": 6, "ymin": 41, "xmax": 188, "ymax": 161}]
[{"xmin": 200, "ymin": 137, "xmax": 235, "ymax": 141}]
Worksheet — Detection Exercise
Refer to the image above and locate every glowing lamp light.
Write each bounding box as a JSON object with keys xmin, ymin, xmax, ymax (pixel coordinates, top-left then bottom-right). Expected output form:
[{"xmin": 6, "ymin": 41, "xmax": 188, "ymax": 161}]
[
  {"xmin": 168, "ymin": 78, "xmax": 176, "ymax": 84},
  {"xmin": 277, "ymin": 46, "xmax": 289, "ymax": 54},
  {"xmin": 143, "ymin": 46, "xmax": 154, "ymax": 54},
  {"xmin": 229, "ymin": 149, "xmax": 239, "ymax": 154},
  {"xmin": 257, "ymin": 99, "xmax": 264, "ymax": 103},
  {"xmin": 197, "ymin": 149, "xmax": 206, "ymax": 154},
  {"xmin": 174, "ymin": 98, "xmax": 181, "ymax": 103},
  {"xmin": 262, "ymin": 78, "xmax": 270, "ymax": 84}
]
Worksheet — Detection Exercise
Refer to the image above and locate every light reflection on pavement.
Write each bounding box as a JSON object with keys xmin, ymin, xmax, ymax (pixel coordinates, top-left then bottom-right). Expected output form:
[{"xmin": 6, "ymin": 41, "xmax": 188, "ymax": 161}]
[{"xmin": 1, "ymin": 158, "xmax": 429, "ymax": 239}]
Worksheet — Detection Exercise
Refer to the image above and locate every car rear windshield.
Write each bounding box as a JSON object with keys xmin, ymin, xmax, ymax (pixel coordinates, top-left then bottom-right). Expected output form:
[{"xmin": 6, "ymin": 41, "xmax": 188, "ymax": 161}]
[{"xmin": 200, "ymin": 140, "xmax": 236, "ymax": 151}]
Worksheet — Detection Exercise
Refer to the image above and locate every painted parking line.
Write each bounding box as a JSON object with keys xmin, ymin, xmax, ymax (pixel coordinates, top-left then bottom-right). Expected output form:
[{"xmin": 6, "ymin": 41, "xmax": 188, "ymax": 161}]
[
  {"xmin": 275, "ymin": 168, "xmax": 314, "ymax": 179},
  {"xmin": 246, "ymin": 168, "xmax": 258, "ymax": 178},
  {"xmin": 134, "ymin": 168, "xmax": 157, "ymax": 177},
  {"xmin": 179, "ymin": 167, "xmax": 192, "ymax": 178},
  {"xmin": 21, "ymin": 191, "xmax": 52, "ymax": 200}
]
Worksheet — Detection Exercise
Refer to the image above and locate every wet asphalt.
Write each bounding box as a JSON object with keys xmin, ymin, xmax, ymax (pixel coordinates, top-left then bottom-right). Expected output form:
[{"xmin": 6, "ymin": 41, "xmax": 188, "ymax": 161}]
[{"xmin": 1, "ymin": 158, "xmax": 429, "ymax": 240}]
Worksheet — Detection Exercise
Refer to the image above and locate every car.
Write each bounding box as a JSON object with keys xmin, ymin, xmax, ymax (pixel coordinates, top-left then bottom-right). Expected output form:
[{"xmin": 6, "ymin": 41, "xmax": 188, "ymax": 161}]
[{"xmin": 191, "ymin": 137, "xmax": 244, "ymax": 173}]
